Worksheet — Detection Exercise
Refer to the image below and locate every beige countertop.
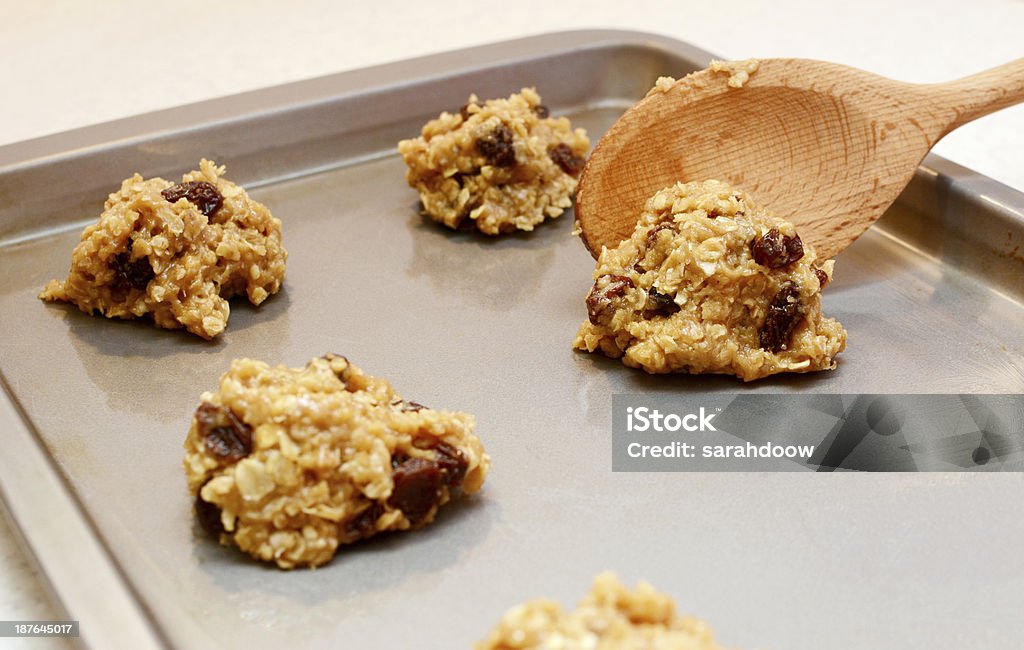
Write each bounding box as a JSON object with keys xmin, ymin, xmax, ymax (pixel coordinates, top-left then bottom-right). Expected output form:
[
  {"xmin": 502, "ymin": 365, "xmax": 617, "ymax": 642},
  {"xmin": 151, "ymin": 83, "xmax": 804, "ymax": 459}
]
[{"xmin": 1, "ymin": 1, "xmax": 1021, "ymax": 647}]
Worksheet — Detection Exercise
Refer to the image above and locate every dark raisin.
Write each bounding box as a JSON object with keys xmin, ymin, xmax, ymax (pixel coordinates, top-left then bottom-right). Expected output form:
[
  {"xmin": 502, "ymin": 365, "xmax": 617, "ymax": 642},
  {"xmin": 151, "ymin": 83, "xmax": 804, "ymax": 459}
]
[
  {"xmin": 388, "ymin": 457, "xmax": 445, "ymax": 525},
  {"xmin": 195, "ymin": 402, "xmax": 252, "ymax": 462},
  {"xmin": 459, "ymin": 103, "xmax": 475, "ymax": 121},
  {"xmin": 644, "ymin": 222, "xmax": 675, "ymax": 249},
  {"xmin": 455, "ymin": 213, "xmax": 479, "ymax": 231},
  {"xmin": 345, "ymin": 501, "xmax": 383, "ymax": 539},
  {"xmin": 751, "ymin": 228, "xmax": 804, "ymax": 268},
  {"xmin": 548, "ymin": 143, "xmax": 585, "ymax": 176},
  {"xmin": 434, "ymin": 442, "xmax": 468, "ymax": 487},
  {"xmin": 534, "ymin": 104, "xmax": 550, "ymax": 118},
  {"xmin": 642, "ymin": 289, "xmax": 680, "ymax": 319},
  {"xmin": 706, "ymin": 209, "xmax": 720, "ymax": 219},
  {"xmin": 815, "ymin": 268, "xmax": 829, "ymax": 288},
  {"xmin": 161, "ymin": 180, "xmax": 223, "ymax": 217},
  {"xmin": 760, "ymin": 284, "xmax": 805, "ymax": 352},
  {"xmin": 586, "ymin": 274, "xmax": 634, "ymax": 326},
  {"xmin": 195, "ymin": 493, "xmax": 224, "ymax": 537},
  {"xmin": 476, "ymin": 124, "xmax": 516, "ymax": 167},
  {"xmin": 111, "ymin": 251, "xmax": 154, "ymax": 290}
]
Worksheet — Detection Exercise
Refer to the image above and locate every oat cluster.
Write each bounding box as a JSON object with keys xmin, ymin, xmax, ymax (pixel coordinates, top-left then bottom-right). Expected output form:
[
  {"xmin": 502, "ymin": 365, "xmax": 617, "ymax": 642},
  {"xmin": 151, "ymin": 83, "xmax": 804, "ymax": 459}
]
[
  {"xmin": 183, "ymin": 354, "xmax": 490, "ymax": 569},
  {"xmin": 574, "ymin": 179, "xmax": 846, "ymax": 381},
  {"xmin": 476, "ymin": 572, "xmax": 721, "ymax": 650},
  {"xmin": 398, "ymin": 88, "xmax": 589, "ymax": 234},
  {"xmin": 39, "ymin": 160, "xmax": 286, "ymax": 339},
  {"xmin": 709, "ymin": 58, "xmax": 760, "ymax": 88}
]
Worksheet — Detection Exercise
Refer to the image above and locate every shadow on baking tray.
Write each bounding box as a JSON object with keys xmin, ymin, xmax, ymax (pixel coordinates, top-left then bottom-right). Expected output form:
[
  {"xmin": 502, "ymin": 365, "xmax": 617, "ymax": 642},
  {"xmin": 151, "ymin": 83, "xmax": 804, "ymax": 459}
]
[
  {"xmin": 53, "ymin": 288, "xmax": 292, "ymax": 422},
  {"xmin": 404, "ymin": 207, "xmax": 561, "ymax": 311},
  {"xmin": 188, "ymin": 491, "xmax": 499, "ymax": 615}
]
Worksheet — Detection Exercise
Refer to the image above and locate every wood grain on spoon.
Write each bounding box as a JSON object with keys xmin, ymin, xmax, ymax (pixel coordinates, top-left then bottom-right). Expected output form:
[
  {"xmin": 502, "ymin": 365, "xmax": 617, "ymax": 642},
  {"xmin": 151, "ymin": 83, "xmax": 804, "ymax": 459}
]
[{"xmin": 576, "ymin": 57, "xmax": 1024, "ymax": 259}]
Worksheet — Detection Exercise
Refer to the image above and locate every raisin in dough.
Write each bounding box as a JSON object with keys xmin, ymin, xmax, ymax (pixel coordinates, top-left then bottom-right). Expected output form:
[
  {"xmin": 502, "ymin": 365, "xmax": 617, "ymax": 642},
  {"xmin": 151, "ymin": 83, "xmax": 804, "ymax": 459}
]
[
  {"xmin": 183, "ymin": 354, "xmax": 490, "ymax": 569},
  {"xmin": 574, "ymin": 180, "xmax": 846, "ymax": 381},
  {"xmin": 398, "ymin": 87, "xmax": 589, "ymax": 234},
  {"xmin": 39, "ymin": 160, "xmax": 286, "ymax": 339},
  {"xmin": 476, "ymin": 572, "xmax": 721, "ymax": 650}
]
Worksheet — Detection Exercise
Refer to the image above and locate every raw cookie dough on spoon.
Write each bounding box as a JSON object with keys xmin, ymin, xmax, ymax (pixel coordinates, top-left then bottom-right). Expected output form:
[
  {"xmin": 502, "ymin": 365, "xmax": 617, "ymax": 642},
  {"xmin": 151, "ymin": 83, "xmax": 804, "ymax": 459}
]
[{"xmin": 574, "ymin": 180, "xmax": 846, "ymax": 381}]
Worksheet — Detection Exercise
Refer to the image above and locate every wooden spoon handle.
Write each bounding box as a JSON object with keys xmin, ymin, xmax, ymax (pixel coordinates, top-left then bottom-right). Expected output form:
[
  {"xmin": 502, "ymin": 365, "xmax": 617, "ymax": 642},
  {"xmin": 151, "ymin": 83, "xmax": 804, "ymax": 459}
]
[{"xmin": 930, "ymin": 58, "xmax": 1024, "ymax": 134}]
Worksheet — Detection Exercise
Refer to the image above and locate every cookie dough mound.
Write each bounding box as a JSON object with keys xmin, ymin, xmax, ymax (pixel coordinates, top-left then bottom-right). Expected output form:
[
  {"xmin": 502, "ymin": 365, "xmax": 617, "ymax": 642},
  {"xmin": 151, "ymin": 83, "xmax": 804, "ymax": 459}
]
[
  {"xmin": 183, "ymin": 354, "xmax": 490, "ymax": 569},
  {"xmin": 476, "ymin": 572, "xmax": 721, "ymax": 650},
  {"xmin": 398, "ymin": 87, "xmax": 589, "ymax": 234},
  {"xmin": 39, "ymin": 160, "xmax": 286, "ymax": 339},
  {"xmin": 574, "ymin": 180, "xmax": 846, "ymax": 381}
]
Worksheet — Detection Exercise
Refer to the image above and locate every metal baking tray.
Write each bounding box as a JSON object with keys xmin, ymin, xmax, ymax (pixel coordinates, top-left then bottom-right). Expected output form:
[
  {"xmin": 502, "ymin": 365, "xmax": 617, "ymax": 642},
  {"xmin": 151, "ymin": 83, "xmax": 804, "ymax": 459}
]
[{"xmin": 2, "ymin": 30, "xmax": 1023, "ymax": 650}]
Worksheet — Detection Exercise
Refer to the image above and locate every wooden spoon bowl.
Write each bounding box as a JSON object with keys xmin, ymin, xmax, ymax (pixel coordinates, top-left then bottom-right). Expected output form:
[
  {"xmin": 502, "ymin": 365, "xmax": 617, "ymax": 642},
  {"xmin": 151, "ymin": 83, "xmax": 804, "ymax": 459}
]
[{"xmin": 576, "ymin": 58, "xmax": 1024, "ymax": 259}]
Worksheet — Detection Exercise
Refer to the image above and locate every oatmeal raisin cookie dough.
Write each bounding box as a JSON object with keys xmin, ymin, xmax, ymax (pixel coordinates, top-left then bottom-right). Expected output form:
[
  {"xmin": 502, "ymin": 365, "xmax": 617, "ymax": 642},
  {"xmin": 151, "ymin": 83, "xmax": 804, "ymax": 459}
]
[
  {"xmin": 39, "ymin": 160, "xmax": 286, "ymax": 339},
  {"xmin": 183, "ymin": 354, "xmax": 490, "ymax": 569},
  {"xmin": 574, "ymin": 180, "xmax": 846, "ymax": 381},
  {"xmin": 398, "ymin": 87, "xmax": 589, "ymax": 234},
  {"xmin": 476, "ymin": 572, "xmax": 721, "ymax": 650}
]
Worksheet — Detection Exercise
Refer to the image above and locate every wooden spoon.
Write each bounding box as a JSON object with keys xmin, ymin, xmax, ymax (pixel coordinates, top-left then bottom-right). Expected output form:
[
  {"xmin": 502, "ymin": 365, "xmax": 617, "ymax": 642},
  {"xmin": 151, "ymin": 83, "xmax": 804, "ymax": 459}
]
[{"xmin": 576, "ymin": 58, "xmax": 1024, "ymax": 259}]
